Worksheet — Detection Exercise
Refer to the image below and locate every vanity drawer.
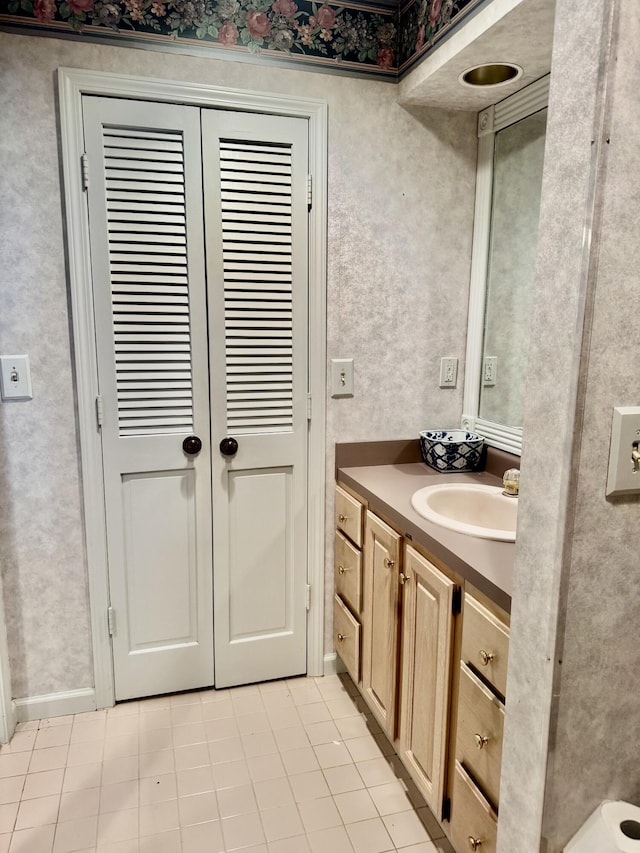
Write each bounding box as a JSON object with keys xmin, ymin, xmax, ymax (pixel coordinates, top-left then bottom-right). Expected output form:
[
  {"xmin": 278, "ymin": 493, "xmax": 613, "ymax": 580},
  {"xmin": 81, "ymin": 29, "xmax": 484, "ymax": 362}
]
[
  {"xmin": 334, "ymin": 594, "xmax": 361, "ymax": 683},
  {"xmin": 455, "ymin": 662, "xmax": 504, "ymax": 807},
  {"xmin": 335, "ymin": 485, "xmax": 364, "ymax": 548},
  {"xmin": 461, "ymin": 594, "xmax": 510, "ymax": 697},
  {"xmin": 334, "ymin": 531, "xmax": 362, "ymax": 615},
  {"xmin": 450, "ymin": 761, "xmax": 498, "ymax": 853}
]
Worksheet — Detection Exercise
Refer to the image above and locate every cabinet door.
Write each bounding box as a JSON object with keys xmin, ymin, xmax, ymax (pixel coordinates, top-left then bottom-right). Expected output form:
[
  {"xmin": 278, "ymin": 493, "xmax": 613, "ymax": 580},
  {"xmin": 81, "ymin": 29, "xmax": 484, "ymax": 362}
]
[
  {"xmin": 362, "ymin": 511, "xmax": 402, "ymax": 737},
  {"xmin": 399, "ymin": 546, "xmax": 455, "ymax": 816}
]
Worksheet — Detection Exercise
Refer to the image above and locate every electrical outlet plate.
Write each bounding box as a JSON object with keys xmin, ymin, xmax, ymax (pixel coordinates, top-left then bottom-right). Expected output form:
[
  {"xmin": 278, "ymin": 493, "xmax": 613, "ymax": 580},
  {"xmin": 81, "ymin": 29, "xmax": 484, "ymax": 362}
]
[
  {"xmin": 606, "ymin": 406, "xmax": 640, "ymax": 496},
  {"xmin": 483, "ymin": 356, "xmax": 497, "ymax": 386},
  {"xmin": 0, "ymin": 354, "xmax": 32, "ymax": 401},
  {"xmin": 331, "ymin": 358, "xmax": 354, "ymax": 398},
  {"xmin": 439, "ymin": 357, "xmax": 458, "ymax": 388}
]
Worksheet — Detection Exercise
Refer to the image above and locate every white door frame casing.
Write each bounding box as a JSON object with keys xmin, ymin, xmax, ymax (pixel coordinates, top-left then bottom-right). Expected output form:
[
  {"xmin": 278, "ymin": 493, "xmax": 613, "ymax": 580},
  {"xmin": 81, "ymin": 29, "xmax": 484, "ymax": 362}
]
[{"xmin": 58, "ymin": 67, "xmax": 328, "ymax": 709}]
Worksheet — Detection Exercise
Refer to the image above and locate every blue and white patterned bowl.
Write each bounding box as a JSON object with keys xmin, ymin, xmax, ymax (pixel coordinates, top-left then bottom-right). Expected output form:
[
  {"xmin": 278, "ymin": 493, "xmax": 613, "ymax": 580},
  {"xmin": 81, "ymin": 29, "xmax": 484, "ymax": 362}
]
[{"xmin": 419, "ymin": 430, "xmax": 484, "ymax": 473}]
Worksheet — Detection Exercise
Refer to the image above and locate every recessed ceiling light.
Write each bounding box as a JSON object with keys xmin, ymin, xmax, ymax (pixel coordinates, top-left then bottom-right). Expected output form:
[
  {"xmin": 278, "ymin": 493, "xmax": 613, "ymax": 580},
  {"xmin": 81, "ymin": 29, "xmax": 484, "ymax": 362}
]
[{"xmin": 459, "ymin": 63, "xmax": 523, "ymax": 87}]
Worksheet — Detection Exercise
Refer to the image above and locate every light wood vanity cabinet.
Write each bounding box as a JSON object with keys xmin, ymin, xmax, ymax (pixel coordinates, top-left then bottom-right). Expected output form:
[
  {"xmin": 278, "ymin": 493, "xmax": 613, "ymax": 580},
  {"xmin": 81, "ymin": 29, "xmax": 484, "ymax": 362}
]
[{"xmin": 333, "ymin": 482, "xmax": 511, "ymax": 853}]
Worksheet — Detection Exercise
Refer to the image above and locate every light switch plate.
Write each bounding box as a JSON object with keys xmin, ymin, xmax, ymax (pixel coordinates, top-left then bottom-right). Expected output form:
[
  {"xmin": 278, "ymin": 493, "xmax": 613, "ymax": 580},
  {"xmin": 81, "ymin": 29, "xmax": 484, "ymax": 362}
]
[
  {"xmin": 0, "ymin": 354, "xmax": 32, "ymax": 401},
  {"xmin": 331, "ymin": 358, "xmax": 354, "ymax": 397},
  {"xmin": 606, "ymin": 406, "xmax": 640, "ymax": 496}
]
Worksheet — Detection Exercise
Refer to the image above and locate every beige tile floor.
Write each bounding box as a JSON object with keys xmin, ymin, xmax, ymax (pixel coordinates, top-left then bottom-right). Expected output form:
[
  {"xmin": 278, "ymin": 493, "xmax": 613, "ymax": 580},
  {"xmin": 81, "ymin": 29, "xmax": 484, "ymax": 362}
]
[{"xmin": 0, "ymin": 674, "xmax": 455, "ymax": 853}]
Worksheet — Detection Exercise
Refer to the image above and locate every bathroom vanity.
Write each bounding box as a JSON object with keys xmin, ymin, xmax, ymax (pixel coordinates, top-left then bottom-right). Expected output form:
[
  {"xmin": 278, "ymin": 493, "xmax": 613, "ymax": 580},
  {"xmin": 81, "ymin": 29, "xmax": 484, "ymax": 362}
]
[{"xmin": 334, "ymin": 441, "xmax": 517, "ymax": 853}]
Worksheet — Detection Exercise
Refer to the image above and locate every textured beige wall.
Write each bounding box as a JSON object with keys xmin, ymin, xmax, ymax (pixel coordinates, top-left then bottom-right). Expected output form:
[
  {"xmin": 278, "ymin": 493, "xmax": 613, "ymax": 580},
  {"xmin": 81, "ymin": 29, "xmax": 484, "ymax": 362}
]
[
  {"xmin": 499, "ymin": 1, "xmax": 640, "ymax": 851},
  {"xmin": 540, "ymin": 0, "xmax": 640, "ymax": 845},
  {"xmin": 0, "ymin": 32, "xmax": 477, "ymax": 697}
]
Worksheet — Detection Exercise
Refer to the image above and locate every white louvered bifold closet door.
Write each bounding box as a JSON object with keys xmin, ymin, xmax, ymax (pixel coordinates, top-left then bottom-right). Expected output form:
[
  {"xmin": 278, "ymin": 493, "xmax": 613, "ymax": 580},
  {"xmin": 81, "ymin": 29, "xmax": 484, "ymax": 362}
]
[
  {"xmin": 203, "ymin": 110, "xmax": 310, "ymax": 688},
  {"xmin": 83, "ymin": 97, "xmax": 214, "ymax": 700}
]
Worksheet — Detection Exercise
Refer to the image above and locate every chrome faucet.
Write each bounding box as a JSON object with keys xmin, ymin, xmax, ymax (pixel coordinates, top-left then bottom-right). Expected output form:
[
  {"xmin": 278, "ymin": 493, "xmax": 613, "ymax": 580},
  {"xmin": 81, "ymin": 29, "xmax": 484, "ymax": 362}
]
[{"xmin": 502, "ymin": 468, "xmax": 520, "ymax": 497}]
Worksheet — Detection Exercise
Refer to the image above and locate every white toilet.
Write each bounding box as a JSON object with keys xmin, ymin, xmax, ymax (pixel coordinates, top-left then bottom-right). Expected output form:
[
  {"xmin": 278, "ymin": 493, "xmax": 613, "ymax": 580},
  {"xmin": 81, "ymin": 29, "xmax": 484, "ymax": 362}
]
[{"xmin": 564, "ymin": 801, "xmax": 640, "ymax": 852}]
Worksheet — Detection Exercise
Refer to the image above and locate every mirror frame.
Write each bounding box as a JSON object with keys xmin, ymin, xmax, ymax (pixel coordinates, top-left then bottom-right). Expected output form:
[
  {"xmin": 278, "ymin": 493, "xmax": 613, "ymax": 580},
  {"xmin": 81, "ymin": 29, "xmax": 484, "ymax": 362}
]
[{"xmin": 462, "ymin": 74, "xmax": 550, "ymax": 455}]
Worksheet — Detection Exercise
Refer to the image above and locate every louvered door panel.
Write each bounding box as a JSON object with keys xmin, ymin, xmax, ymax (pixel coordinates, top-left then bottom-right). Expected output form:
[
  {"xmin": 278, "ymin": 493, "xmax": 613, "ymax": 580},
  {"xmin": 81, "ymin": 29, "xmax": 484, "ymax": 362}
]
[
  {"xmin": 204, "ymin": 109, "xmax": 309, "ymax": 688},
  {"xmin": 103, "ymin": 127, "xmax": 194, "ymax": 436},
  {"xmin": 220, "ymin": 140, "xmax": 294, "ymax": 434},
  {"xmin": 83, "ymin": 96, "xmax": 213, "ymax": 701}
]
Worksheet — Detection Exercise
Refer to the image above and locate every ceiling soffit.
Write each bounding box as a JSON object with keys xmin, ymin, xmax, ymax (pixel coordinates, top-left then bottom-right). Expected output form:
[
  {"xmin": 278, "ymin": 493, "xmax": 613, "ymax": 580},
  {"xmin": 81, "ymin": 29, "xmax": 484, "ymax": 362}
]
[{"xmin": 399, "ymin": 0, "xmax": 555, "ymax": 109}]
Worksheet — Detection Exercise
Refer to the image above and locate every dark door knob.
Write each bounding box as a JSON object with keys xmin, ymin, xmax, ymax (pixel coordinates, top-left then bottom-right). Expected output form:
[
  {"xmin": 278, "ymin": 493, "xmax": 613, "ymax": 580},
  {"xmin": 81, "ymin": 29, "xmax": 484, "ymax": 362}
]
[
  {"xmin": 219, "ymin": 437, "xmax": 238, "ymax": 456},
  {"xmin": 182, "ymin": 435, "xmax": 202, "ymax": 455}
]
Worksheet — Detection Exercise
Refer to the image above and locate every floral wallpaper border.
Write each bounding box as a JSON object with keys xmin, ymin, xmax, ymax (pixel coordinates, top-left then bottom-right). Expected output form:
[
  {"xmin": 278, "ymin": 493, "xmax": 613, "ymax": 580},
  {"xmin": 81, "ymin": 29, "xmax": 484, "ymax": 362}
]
[{"xmin": 0, "ymin": 0, "xmax": 485, "ymax": 78}]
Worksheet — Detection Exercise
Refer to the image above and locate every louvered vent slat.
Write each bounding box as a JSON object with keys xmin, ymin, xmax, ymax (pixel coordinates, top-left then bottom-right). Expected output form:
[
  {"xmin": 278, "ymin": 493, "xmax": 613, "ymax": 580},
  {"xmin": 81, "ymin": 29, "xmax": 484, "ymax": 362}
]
[
  {"xmin": 221, "ymin": 202, "xmax": 291, "ymax": 216},
  {"xmin": 225, "ymin": 277, "xmax": 291, "ymax": 286},
  {"xmin": 114, "ymin": 325, "xmax": 190, "ymax": 334},
  {"xmin": 108, "ymin": 204, "xmax": 186, "ymax": 217},
  {"xmin": 106, "ymin": 157, "xmax": 185, "ymax": 171},
  {"xmin": 104, "ymin": 147, "xmax": 185, "ymax": 164},
  {"xmin": 104, "ymin": 125, "xmax": 194, "ymax": 436},
  {"xmin": 110, "ymin": 232, "xmax": 187, "ymax": 244},
  {"xmin": 227, "ymin": 362, "xmax": 291, "ymax": 372},
  {"xmin": 108, "ymin": 230, "xmax": 187, "ymax": 242},
  {"xmin": 113, "ymin": 294, "xmax": 189, "ymax": 304},
  {"xmin": 111, "ymin": 267, "xmax": 188, "ymax": 277},
  {"xmin": 111, "ymin": 276, "xmax": 189, "ymax": 286},
  {"xmin": 222, "ymin": 213, "xmax": 291, "ymax": 226},
  {"xmin": 117, "ymin": 379, "xmax": 191, "ymax": 388},
  {"xmin": 107, "ymin": 192, "xmax": 185, "ymax": 206}
]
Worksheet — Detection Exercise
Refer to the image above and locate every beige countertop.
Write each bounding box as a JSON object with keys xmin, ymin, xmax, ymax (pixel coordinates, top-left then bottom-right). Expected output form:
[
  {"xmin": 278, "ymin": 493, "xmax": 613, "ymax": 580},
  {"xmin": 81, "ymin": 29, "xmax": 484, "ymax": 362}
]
[{"xmin": 337, "ymin": 463, "xmax": 515, "ymax": 612}]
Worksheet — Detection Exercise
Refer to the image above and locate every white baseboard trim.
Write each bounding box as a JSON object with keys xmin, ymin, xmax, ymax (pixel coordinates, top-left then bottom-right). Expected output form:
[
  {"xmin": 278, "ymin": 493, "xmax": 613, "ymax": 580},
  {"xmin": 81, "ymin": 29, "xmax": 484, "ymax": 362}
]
[
  {"xmin": 14, "ymin": 688, "xmax": 97, "ymax": 723},
  {"xmin": 323, "ymin": 652, "xmax": 346, "ymax": 676}
]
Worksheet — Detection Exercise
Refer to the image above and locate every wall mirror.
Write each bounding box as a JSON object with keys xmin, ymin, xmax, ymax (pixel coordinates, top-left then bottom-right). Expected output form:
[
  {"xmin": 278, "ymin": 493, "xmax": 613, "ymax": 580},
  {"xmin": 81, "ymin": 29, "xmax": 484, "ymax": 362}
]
[{"xmin": 462, "ymin": 75, "xmax": 549, "ymax": 454}]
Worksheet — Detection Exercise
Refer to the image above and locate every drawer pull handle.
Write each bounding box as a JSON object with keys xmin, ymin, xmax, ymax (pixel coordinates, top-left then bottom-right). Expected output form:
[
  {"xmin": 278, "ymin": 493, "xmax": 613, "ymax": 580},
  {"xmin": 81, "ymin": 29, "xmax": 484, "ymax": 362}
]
[
  {"xmin": 337, "ymin": 633, "xmax": 347, "ymax": 642},
  {"xmin": 338, "ymin": 513, "xmax": 349, "ymax": 523},
  {"xmin": 399, "ymin": 572, "xmax": 410, "ymax": 585},
  {"xmin": 338, "ymin": 565, "xmax": 350, "ymax": 575},
  {"xmin": 384, "ymin": 558, "xmax": 395, "ymax": 569},
  {"xmin": 468, "ymin": 837, "xmax": 482, "ymax": 851},
  {"xmin": 478, "ymin": 649, "xmax": 495, "ymax": 666},
  {"xmin": 474, "ymin": 733, "xmax": 489, "ymax": 750}
]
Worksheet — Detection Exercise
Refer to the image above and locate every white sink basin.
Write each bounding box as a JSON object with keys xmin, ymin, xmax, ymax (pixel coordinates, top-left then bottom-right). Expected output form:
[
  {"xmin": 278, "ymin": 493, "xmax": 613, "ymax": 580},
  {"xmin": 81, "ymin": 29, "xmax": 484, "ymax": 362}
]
[{"xmin": 411, "ymin": 483, "xmax": 518, "ymax": 542}]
